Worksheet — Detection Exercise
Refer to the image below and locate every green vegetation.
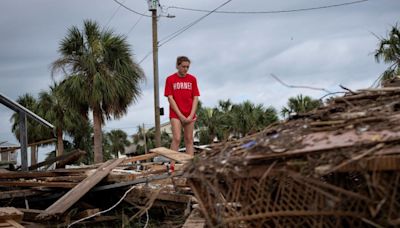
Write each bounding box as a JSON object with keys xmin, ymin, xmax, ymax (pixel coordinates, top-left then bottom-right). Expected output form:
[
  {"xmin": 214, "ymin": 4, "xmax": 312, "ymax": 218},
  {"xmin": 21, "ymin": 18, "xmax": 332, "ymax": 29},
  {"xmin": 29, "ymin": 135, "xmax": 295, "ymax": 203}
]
[
  {"xmin": 51, "ymin": 20, "xmax": 144, "ymax": 163},
  {"xmin": 281, "ymin": 94, "xmax": 320, "ymax": 118},
  {"xmin": 10, "ymin": 94, "xmax": 53, "ymax": 164},
  {"xmin": 195, "ymin": 100, "xmax": 278, "ymax": 144},
  {"xmin": 103, "ymin": 129, "xmax": 130, "ymax": 160},
  {"xmin": 374, "ymin": 23, "xmax": 400, "ymax": 84}
]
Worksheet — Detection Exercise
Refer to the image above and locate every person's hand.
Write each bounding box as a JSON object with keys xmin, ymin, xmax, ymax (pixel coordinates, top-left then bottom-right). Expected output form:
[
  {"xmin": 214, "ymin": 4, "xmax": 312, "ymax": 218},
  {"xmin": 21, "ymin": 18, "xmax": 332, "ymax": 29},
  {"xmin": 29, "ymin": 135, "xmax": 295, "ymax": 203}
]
[
  {"xmin": 186, "ymin": 115, "xmax": 196, "ymax": 123},
  {"xmin": 179, "ymin": 116, "xmax": 190, "ymax": 124}
]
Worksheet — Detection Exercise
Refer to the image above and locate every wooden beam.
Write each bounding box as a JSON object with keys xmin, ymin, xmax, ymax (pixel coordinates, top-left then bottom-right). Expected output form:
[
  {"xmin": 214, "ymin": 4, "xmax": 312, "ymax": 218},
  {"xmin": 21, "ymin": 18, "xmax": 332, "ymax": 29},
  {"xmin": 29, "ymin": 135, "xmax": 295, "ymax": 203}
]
[
  {"xmin": 4, "ymin": 219, "xmax": 24, "ymax": 228},
  {"xmin": 122, "ymin": 153, "xmax": 157, "ymax": 164},
  {"xmin": 182, "ymin": 209, "xmax": 205, "ymax": 228},
  {"xmin": 0, "ymin": 189, "xmax": 43, "ymax": 200},
  {"xmin": 19, "ymin": 112, "xmax": 28, "ymax": 171},
  {"xmin": 37, "ymin": 158, "xmax": 125, "ymax": 218},
  {"xmin": 17, "ymin": 208, "xmax": 44, "ymax": 222},
  {"xmin": 0, "ymin": 181, "xmax": 76, "ymax": 188},
  {"xmin": 150, "ymin": 147, "xmax": 193, "ymax": 163},
  {"xmin": 0, "ymin": 171, "xmax": 59, "ymax": 179},
  {"xmin": 29, "ymin": 149, "xmax": 85, "ymax": 170},
  {"xmin": 36, "ymin": 175, "xmax": 86, "ymax": 183},
  {"xmin": 0, "ymin": 207, "xmax": 23, "ymax": 222},
  {"xmin": 92, "ymin": 172, "xmax": 178, "ymax": 191},
  {"xmin": 0, "ymin": 139, "xmax": 56, "ymax": 154},
  {"xmin": 126, "ymin": 188, "xmax": 191, "ymax": 204}
]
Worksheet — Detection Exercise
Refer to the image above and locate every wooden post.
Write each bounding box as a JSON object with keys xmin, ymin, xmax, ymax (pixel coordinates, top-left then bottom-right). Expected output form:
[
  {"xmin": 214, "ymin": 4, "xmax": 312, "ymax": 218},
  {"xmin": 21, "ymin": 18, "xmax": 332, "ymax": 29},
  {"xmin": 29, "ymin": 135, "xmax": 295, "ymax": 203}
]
[{"xmin": 19, "ymin": 112, "xmax": 28, "ymax": 171}]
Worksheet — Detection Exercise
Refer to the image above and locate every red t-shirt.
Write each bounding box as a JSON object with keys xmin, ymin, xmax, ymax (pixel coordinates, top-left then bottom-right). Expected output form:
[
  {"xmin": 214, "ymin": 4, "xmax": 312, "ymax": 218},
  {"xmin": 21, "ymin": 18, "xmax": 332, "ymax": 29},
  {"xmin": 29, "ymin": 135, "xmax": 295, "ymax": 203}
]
[{"xmin": 164, "ymin": 73, "xmax": 200, "ymax": 119}]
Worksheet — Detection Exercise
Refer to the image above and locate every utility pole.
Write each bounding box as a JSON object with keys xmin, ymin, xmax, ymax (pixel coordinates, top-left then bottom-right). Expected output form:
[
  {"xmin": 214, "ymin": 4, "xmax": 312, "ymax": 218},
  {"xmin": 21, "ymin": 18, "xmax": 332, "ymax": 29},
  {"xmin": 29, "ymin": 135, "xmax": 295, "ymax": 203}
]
[
  {"xmin": 142, "ymin": 123, "xmax": 148, "ymax": 154},
  {"xmin": 148, "ymin": 0, "xmax": 161, "ymax": 147}
]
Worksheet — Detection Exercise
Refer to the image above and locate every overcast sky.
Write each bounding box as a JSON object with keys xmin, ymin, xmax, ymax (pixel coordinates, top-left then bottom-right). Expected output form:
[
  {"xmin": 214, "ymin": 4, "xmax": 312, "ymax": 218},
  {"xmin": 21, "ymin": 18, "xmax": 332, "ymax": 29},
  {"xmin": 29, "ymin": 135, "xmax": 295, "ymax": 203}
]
[{"xmin": 1, "ymin": 0, "xmax": 399, "ymax": 150}]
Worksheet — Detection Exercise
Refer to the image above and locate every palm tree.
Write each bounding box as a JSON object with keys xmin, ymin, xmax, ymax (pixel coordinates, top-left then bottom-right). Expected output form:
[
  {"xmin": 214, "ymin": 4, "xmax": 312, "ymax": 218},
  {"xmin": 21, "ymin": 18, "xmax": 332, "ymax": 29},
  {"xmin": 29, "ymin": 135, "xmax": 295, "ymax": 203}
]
[
  {"xmin": 10, "ymin": 94, "xmax": 53, "ymax": 165},
  {"xmin": 38, "ymin": 82, "xmax": 82, "ymax": 156},
  {"xmin": 52, "ymin": 20, "xmax": 145, "ymax": 163},
  {"xmin": 230, "ymin": 101, "xmax": 278, "ymax": 137},
  {"xmin": 281, "ymin": 94, "xmax": 320, "ymax": 118},
  {"xmin": 104, "ymin": 129, "xmax": 130, "ymax": 158},
  {"xmin": 196, "ymin": 107, "xmax": 223, "ymax": 144},
  {"xmin": 374, "ymin": 24, "xmax": 400, "ymax": 83}
]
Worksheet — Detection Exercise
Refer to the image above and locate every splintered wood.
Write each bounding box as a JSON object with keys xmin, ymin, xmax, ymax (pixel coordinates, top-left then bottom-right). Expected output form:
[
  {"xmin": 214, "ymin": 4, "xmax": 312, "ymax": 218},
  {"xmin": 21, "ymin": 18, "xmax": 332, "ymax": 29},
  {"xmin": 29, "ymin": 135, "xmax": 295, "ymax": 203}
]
[
  {"xmin": 150, "ymin": 147, "xmax": 193, "ymax": 163},
  {"xmin": 0, "ymin": 148, "xmax": 195, "ymax": 226},
  {"xmin": 0, "ymin": 207, "xmax": 23, "ymax": 228},
  {"xmin": 37, "ymin": 158, "xmax": 125, "ymax": 219},
  {"xmin": 185, "ymin": 87, "xmax": 400, "ymax": 227}
]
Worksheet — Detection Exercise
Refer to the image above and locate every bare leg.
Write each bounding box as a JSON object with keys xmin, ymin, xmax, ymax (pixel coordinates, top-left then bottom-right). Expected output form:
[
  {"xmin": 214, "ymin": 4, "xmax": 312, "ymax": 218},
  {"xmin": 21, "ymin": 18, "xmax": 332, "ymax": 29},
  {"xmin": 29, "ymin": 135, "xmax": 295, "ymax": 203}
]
[
  {"xmin": 183, "ymin": 120, "xmax": 195, "ymax": 156},
  {"xmin": 170, "ymin": 118, "xmax": 182, "ymax": 151},
  {"xmin": 169, "ymin": 118, "xmax": 182, "ymax": 172}
]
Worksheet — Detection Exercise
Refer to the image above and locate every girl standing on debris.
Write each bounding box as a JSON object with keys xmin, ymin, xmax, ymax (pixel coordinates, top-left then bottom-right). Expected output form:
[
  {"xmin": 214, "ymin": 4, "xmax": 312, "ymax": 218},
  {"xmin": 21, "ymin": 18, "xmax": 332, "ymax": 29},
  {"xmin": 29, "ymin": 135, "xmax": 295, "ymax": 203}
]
[{"xmin": 164, "ymin": 56, "xmax": 200, "ymax": 157}]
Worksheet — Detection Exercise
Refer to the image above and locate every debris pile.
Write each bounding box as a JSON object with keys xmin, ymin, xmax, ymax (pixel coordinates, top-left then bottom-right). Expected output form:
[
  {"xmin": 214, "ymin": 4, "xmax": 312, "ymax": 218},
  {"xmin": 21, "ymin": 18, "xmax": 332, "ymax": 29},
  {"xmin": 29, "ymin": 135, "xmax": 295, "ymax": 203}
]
[
  {"xmin": 185, "ymin": 87, "xmax": 400, "ymax": 227},
  {"xmin": 0, "ymin": 148, "xmax": 194, "ymax": 227}
]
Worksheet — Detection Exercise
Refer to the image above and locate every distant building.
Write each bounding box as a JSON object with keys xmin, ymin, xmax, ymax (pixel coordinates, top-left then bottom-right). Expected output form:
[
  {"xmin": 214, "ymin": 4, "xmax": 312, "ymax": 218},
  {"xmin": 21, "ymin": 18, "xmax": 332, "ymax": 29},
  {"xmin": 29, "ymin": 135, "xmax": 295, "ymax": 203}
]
[{"xmin": 0, "ymin": 142, "xmax": 18, "ymax": 166}]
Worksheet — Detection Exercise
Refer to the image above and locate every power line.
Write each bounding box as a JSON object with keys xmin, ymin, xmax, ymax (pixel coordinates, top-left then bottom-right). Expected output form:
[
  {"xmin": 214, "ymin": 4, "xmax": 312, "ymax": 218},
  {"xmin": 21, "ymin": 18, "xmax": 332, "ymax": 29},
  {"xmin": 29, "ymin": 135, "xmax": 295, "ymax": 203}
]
[
  {"xmin": 139, "ymin": 51, "xmax": 152, "ymax": 64},
  {"xmin": 167, "ymin": 0, "xmax": 368, "ymax": 14},
  {"xmin": 138, "ymin": 0, "xmax": 232, "ymax": 64},
  {"xmin": 127, "ymin": 13, "xmax": 145, "ymax": 35},
  {"xmin": 105, "ymin": 0, "xmax": 125, "ymax": 27},
  {"xmin": 112, "ymin": 0, "xmax": 152, "ymax": 17},
  {"xmin": 158, "ymin": 0, "xmax": 232, "ymax": 47}
]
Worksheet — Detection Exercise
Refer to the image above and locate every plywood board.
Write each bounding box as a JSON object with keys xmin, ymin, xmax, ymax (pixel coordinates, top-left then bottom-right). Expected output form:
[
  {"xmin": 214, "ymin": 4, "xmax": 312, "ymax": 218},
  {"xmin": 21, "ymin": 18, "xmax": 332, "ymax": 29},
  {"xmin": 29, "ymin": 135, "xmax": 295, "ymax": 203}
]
[{"xmin": 150, "ymin": 147, "xmax": 193, "ymax": 163}]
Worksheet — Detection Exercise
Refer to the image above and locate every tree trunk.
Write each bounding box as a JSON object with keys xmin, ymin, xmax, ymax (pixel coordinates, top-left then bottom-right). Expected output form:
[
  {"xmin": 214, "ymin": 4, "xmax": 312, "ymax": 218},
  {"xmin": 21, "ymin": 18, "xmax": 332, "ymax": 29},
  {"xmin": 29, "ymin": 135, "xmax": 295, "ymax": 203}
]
[
  {"xmin": 57, "ymin": 127, "xmax": 64, "ymax": 156},
  {"xmin": 31, "ymin": 145, "xmax": 37, "ymax": 166},
  {"xmin": 93, "ymin": 109, "xmax": 103, "ymax": 163}
]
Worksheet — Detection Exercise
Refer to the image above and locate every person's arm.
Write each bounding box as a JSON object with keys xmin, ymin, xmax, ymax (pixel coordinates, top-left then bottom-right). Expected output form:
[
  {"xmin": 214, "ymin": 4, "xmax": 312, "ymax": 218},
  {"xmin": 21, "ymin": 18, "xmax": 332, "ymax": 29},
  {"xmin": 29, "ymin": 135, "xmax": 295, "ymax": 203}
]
[
  {"xmin": 167, "ymin": 95, "xmax": 187, "ymax": 122},
  {"xmin": 187, "ymin": 96, "xmax": 199, "ymax": 121}
]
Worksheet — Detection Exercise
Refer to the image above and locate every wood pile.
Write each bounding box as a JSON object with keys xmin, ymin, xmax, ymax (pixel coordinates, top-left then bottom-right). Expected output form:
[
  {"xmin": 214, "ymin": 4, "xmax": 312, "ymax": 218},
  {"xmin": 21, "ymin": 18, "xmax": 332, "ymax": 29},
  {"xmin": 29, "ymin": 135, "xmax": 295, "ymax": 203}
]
[
  {"xmin": 0, "ymin": 147, "xmax": 195, "ymax": 227},
  {"xmin": 185, "ymin": 87, "xmax": 400, "ymax": 227},
  {"xmin": 0, "ymin": 207, "xmax": 23, "ymax": 228}
]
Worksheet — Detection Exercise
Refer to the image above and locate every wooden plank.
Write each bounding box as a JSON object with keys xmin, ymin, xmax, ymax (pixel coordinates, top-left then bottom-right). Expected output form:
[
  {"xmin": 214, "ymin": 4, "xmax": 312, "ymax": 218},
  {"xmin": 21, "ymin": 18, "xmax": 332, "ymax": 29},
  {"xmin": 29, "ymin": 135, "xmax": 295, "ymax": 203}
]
[
  {"xmin": 338, "ymin": 155, "xmax": 400, "ymax": 172},
  {"xmin": 36, "ymin": 175, "xmax": 86, "ymax": 183},
  {"xmin": 29, "ymin": 149, "xmax": 85, "ymax": 170},
  {"xmin": 0, "ymin": 222, "xmax": 10, "ymax": 227},
  {"xmin": 0, "ymin": 139, "xmax": 56, "ymax": 154},
  {"xmin": 56, "ymin": 150, "xmax": 86, "ymax": 169},
  {"xmin": 122, "ymin": 153, "xmax": 157, "ymax": 164},
  {"xmin": 19, "ymin": 112, "xmax": 28, "ymax": 171},
  {"xmin": 150, "ymin": 147, "xmax": 193, "ymax": 163},
  {"xmin": 0, "ymin": 189, "xmax": 43, "ymax": 200},
  {"xmin": 17, "ymin": 208, "xmax": 44, "ymax": 222},
  {"xmin": 0, "ymin": 207, "xmax": 23, "ymax": 222},
  {"xmin": 0, "ymin": 181, "xmax": 76, "ymax": 188},
  {"xmin": 5, "ymin": 220, "xmax": 23, "ymax": 228},
  {"xmin": 0, "ymin": 171, "xmax": 59, "ymax": 179},
  {"xmin": 246, "ymin": 129, "xmax": 400, "ymax": 161},
  {"xmin": 126, "ymin": 188, "xmax": 191, "ymax": 204},
  {"xmin": 182, "ymin": 209, "xmax": 205, "ymax": 228},
  {"xmin": 37, "ymin": 158, "xmax": 125, "ymax": 218},
  {"xmin": 92, "ymin": 172, "xmax": 177, "ymax": 191}
]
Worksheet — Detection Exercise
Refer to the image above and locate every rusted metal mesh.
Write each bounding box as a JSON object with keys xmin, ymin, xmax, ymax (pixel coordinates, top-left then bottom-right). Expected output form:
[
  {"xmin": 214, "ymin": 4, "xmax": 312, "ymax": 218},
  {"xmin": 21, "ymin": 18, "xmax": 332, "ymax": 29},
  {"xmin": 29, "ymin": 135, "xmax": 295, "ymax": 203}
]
[{"xmin": 184, "ymin": 88, "xmax": 400, "ymax": 227}]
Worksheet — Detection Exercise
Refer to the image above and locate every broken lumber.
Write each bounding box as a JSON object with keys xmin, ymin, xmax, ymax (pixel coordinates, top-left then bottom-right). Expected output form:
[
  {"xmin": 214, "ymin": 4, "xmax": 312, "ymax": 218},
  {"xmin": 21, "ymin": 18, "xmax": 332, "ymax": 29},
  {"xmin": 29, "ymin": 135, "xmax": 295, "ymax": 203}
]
[
  {"xmin": 37, "ymin": 158, "xmax": 125, "ymax": 219},
  {"xmin": 29, "ymin": 149, "xmax": 85, "ymax": 170},
  {"xmin": 0, "ymin": 207, "xmax": 23, "ymax": 222},
  {"xmin": 150, "ymin": 147, "xmax": 193, "ymax": 163},
  {"xmin": 122, "ymin": 153, "xmax": 158, "ymax": 164}
]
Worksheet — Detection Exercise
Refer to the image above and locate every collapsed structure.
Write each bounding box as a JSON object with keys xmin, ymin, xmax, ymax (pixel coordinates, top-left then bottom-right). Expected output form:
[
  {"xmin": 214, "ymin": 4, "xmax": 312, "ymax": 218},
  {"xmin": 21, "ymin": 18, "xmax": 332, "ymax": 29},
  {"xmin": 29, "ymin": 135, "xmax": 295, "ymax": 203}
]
[
  {"xmin": 0, "ymin": 148, "xmax": 194, "ymax": 227},
  {"xmin": 2, "ymin": 86, "xmax": 400, "ymax": 227},
  {"xmin": 185, "ymin": 86, "xmax": 400, "ymax": 227}
]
